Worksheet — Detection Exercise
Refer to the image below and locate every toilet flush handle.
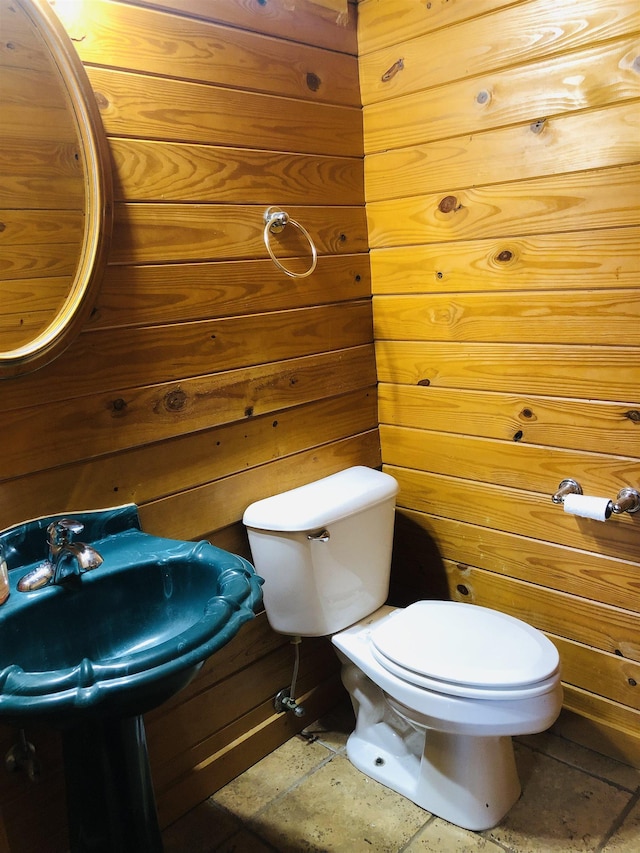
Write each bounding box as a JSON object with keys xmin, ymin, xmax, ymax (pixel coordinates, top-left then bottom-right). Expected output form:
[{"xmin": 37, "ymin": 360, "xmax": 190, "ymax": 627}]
[{"xmin": 307, "ymin": 528, "xmax": 330, "ymax": 542}]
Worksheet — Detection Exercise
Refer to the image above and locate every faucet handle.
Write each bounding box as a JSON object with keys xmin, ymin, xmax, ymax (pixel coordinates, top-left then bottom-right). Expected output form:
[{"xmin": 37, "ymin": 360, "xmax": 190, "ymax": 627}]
[{"xmin": 47, "ymin": 519, "xmax": 84, "ymax": 547}]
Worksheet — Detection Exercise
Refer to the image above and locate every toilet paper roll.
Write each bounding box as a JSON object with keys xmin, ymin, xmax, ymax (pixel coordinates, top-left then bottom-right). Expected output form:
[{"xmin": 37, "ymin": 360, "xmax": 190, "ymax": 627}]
[{"xmin": 563, "ymin": 493, "xmax": 612, "ymax": 522}]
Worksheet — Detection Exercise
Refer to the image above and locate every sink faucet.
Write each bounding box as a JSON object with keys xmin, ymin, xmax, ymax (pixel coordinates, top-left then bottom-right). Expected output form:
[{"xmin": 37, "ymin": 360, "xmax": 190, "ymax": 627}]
[
  {"xmin": 17, "ymin": 519, "xmax": 103, "ymax": 592},
  {"xmin": 48, "ymin": 520, "xmax": 104, "ymax": 584}
]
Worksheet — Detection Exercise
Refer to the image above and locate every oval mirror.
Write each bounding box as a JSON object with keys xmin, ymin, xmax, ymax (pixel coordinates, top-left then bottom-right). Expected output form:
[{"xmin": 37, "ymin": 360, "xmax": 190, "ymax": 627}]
[{"xmin": 0, "ymin": 0, "xmax": 112, "ymax": 378}]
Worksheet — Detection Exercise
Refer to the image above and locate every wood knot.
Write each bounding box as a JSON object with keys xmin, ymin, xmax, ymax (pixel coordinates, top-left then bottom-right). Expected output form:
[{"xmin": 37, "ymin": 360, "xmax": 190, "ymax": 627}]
[
  {"xmin": 417, "ymin": 378, "xmax": 431, "ymax": 386},
  {"xmin": 306, "ymin": 72, "xmax": 321, "ymax": 91},
  {"xmin": 496, "ymin": 250, "xmax": 513, "ymax": 263},
  {"xmin": 624, "ymin": 410, "xmax": 640, "ymax": 423},
  {"xmin": 164, "ymin": 389, "xmax": 187, "ymax": 411},
  {"xmin": 94, "ymin": 91, "xmax": 109, "ymax": 110},
  {"xmin": 381, "ymin": 58, "xmax": 404, "ymax": 82},
  {"xmin": 109, "ymin": 398, "xmax": 127, "ymax": 416},
  {"xmin": 438, "ymin": 195, "xmax": 460, "ymax": 213}
]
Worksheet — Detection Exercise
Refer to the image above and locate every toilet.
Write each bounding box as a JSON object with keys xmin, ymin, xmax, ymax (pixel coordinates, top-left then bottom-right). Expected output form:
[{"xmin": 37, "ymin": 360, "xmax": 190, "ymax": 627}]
[{"xmin": 243, "ymin": 466, "xmax": 562, "ymax": 831}]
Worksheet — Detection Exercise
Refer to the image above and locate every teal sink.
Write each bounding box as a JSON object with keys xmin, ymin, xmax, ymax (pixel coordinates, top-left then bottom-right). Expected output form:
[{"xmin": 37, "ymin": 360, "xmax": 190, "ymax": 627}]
[
  {"xmin": 0, "ymin": 504, "xmax": 263, "ymax": 852},
  {"xmin": 0, "ymin": 504, "xmax": 262, "ymax": 723}
]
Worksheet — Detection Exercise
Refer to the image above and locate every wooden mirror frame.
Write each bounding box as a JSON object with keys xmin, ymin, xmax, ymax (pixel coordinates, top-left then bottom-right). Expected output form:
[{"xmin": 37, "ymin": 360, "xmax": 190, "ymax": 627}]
[{"xmin": 0, "ymin": 0, "xmax": 112, "ymax": 378}]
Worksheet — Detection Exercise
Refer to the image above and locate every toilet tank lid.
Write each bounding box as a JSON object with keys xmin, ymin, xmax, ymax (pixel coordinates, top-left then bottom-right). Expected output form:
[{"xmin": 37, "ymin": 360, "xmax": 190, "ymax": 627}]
[{"xmin": 243, "ymin": 466, "xmax": 398, "ymax": 532}]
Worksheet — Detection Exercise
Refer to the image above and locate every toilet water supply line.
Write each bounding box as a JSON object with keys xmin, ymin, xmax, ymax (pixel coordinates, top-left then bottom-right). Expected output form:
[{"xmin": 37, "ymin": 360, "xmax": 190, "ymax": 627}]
[{"xmin": 274, "ymin": 636, "xmax": 306, "ymax": 717}]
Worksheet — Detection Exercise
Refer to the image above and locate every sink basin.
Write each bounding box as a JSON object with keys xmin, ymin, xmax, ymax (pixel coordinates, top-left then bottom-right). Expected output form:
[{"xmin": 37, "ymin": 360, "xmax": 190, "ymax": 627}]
[
  {"xmin": 0, "ymin": 504, "xmax": 263, "ymax": 724},
  {"xmin": 0, "ymin": 504, "xmax": 263, "ymax": 852}
]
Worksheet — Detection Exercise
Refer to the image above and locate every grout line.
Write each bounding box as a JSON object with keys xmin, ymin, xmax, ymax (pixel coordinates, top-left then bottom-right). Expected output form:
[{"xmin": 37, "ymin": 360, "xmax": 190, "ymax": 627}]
[
  {"xmin": 397, "ymin": 815, "xmax": 437, "ymax": 852},
  {"xmin": 594, "ymin": 787, "xmax": 640, "ymax": 853},
  {"xmin": 247, "ymin": 744, "xmax": 340, "ymax": 821}
]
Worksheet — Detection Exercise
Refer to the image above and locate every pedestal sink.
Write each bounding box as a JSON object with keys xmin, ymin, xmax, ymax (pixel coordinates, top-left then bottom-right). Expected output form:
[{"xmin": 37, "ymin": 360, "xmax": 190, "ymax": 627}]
[{"xmin": 0, "ymin": 505, "xmax": 263, "ymax": 853}]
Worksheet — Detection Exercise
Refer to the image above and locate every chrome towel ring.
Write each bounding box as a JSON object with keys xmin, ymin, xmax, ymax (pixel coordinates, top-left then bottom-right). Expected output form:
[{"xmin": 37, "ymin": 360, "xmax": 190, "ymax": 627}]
[{"xmin": 263, "ymin": 206, "xmax": 318, "ymax": 279}]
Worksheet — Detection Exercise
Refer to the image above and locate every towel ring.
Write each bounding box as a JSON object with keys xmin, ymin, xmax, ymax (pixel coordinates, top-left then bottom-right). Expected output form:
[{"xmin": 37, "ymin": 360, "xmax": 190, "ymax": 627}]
[{"xmin": 263, "ymin": 206, "xmax": 318, "ymax": 279}]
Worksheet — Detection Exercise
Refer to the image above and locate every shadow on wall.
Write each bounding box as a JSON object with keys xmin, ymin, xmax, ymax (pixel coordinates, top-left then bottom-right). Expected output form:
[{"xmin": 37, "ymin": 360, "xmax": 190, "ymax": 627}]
[{"xmin": 387, "ymin": 512, "xmax": 450, "ymax": 607}]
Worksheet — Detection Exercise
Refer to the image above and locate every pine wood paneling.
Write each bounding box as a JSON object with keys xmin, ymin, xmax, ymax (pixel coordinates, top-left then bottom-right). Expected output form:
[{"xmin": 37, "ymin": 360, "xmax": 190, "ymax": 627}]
[
  {"xmin": 94, "ymin": 255, "xmax": 371, "ymax": 328},
  {"xmin": 369, "ymin": 228, "xmax": 640, "ymax": 294},
  {"xmin": 561, "ymin": 685, "xmax": 640, "ymax": 751},
  {"xmin": 109, "ymin": 139, "xmax": 364, "ymax": 205},
  {"xmin": 110, "ymin": 203, "xmax": 367, "ymax": 264},
  {"xmin": 0, "ymin": 136, "xmax": 84, "ymax": 207},
  {"xmin": 366, "ymin": 101, "xmax": 640, "ymax": 201},
  {"xmin": 0, "ymin": 1, "xmax": 369, "ymax": 849},
  {"xmin": 2, "ymin": 382, "xmax": 378, "ymax": 527},
  {"xmin": 358, "ymin": 0, "xmax": 521, "ymax": 54},
  {"xmin": 0, "ymin": 303, "xmax": 373, "ymax": 414},
  {"xmin": 367, "ymin": 0, "xmax": 640, "ymax": 760},
  {"xmin": 130, "ymin": 0, "xmax": 358, "ymax": 54},
  {"xmin": 392, "ymin": 507, "xmax": 640, "ymax": 612},
  {"xmin": 374, "ymin": 290, "xmax": 640, "ymax": 345},
  {"xmin": 549, "ymin": 635, "xmax": 640, "ymax": 712},
  {"xmin": 378, "ymin": 384, "xmax": 640, "ymax": 457},
  {"xmin": 363, "ymin": 36, "xmax": 640, "ymax": 154},
  {"xmin": 368, "ymin": 165, "xmax": 640, "ymax": 247},
  {"xmin": 388, "ymin": 468, "xmax": 639, "ymax": 566},
  {"xmin": 359, "ymin": 0, "xmax": 640, "ymax": 105},
  {"xmin": 376, "ymin": 341, "xmax": 640, "ymax": 400},
  {"xmin": 88, "ymin": 67, "xmax": 363, "ymax": 157},
  {"xmin": 381, "ymin": 425, "xmax": 638, "ymax": 500},
  {"xmin": 71, "ymin": 0, "xmax": 360, "ymax": 105},
  {"xmin": 140, "ymin": 431, "xmax": 381, "ymax": 539}
]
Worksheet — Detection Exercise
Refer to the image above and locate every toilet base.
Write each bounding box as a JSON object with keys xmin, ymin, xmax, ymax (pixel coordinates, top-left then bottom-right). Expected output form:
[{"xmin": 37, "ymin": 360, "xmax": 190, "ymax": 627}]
[
  {"xmin": 342, "ymin": 662, "xmax": 521, "ymax": 831},
  {"xmin": 347, "ymin": 726, "xmax": 520, "ymax": 831}
]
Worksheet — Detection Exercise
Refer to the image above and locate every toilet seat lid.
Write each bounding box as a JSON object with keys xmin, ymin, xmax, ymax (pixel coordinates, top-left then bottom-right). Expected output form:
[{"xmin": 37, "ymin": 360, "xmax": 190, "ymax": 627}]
[{"xmin": 370, "ymin": 601, "xmax": 559, "ymax": 690}]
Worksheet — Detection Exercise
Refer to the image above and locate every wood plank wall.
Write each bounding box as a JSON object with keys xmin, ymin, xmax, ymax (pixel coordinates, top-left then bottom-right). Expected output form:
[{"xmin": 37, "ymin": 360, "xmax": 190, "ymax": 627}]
[
  {"xmin": 359, "ymin": 0, "xmax": 640, "ymax": 766},
  {"xmin": 0, "ymin": 2, "xmax": 373, "ymax": 850},
  {"xmin": 0, "ymin": 0, "xmax": 85, "ymax": 346}
]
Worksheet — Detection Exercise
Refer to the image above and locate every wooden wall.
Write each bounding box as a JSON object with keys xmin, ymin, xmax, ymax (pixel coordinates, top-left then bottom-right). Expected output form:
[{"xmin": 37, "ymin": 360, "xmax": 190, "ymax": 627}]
[
  {"xmin": 0, "ymin": 2, "xmax": 375, "ymax": 851},
  {"xmin": 0, "ymin": 0, "xmax": 84, "ymax": 347},
  {"xmin": 359, "ymin": 0, "xmax": 640, "ymax": 765}
]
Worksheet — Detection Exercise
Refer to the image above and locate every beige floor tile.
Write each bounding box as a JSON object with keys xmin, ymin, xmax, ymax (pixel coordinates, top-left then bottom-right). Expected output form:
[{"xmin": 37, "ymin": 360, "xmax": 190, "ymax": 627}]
[
  {"xmin": 600, "ymin": 797, "xmax": 640, "ymax": 852},
  {"xmin": 488, "ymin": 744, "xmax": 633, "ymax": 852},
  {"xmin": 247, "ymin": 753, "xmax": 428, "ymax": 853},
  {"xmin": 405, "ymin": 817, "xmax": 505, "ymax": 851},
  {"xmin": 213, "ymin": 736, "xmax": 332, "ymax": 819},
  {"xmin": 162, "ymin": 798, "xmax": 239, "ymax": 852},
  {"xmin": 518, "ymin": 731, "xmax": 640, "ymax": 792}
]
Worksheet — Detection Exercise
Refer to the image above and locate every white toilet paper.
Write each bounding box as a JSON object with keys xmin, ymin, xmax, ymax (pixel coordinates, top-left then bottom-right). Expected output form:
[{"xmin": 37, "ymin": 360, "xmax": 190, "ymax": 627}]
[{"xmin": 563, "ymin": 493, "xmax": 612, "ymax": 522}]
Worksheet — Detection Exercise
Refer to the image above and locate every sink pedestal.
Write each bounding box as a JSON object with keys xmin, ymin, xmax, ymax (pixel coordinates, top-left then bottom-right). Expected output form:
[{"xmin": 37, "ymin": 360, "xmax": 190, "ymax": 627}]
[{"xmin": 62, "ymin": 715, "xmax": 163, "ymax": 853}]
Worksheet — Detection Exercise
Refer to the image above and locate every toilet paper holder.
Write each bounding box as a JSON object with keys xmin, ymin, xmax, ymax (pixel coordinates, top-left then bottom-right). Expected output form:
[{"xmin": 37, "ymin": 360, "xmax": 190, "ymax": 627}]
[{"xmin": 552, "ymin": 479, "xmax": 640, "ymax": 515}]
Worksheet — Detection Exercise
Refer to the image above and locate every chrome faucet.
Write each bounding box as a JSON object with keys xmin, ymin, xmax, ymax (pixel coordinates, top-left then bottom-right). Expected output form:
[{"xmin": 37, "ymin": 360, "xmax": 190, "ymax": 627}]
[{"xmin": 17, "ymin": 519, "xmax": 103, "ymax": 592}]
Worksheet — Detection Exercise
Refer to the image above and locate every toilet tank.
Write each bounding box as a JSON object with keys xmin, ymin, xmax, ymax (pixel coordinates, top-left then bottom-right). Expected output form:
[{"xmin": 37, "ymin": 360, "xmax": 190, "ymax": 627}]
[{"xmin": 243, "ymin": 466, "xmax": 399, "ymax": 637}]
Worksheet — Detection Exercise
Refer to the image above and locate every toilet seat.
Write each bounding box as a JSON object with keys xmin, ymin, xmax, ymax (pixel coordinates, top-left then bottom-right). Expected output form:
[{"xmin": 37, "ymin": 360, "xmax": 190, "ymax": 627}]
[{"xmin": 370, "ymin": 601, "xmax": 560, "ymax": 701}]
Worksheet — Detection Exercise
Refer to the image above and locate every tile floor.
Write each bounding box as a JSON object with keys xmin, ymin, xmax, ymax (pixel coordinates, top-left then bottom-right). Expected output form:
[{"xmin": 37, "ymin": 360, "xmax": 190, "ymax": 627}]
[{"xmin": 162, "ymin": 701, "xmax": 640, "ymax": 853}]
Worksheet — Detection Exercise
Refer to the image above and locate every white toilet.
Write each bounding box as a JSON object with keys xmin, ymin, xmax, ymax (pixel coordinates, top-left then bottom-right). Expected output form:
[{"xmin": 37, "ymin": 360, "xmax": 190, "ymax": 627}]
[{"xmin": 243, "ymin": 466, "xmax": 562, "ymax": 831}]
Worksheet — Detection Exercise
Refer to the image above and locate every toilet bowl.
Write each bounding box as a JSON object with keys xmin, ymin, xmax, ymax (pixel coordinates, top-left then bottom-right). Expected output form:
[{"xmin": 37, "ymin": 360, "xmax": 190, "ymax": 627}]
[
  {"xmin": 332, "ymin": 603, "xmax": 562, "ymax": 830},
  {"xmin": 243, "ymin": 466, "xmax": 563, "ymax": 831}
]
